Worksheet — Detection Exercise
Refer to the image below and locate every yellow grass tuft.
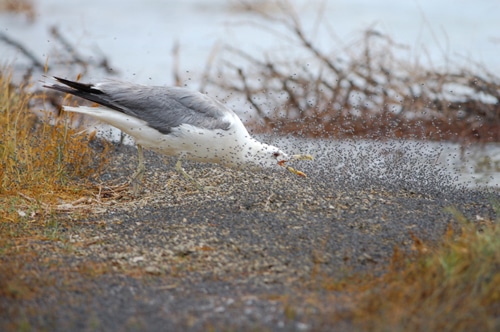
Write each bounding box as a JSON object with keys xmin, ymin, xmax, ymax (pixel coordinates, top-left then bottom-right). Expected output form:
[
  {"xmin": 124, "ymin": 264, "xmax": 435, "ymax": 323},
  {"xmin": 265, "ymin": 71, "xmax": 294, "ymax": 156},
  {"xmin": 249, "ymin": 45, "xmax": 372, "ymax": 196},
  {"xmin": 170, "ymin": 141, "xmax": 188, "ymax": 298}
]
[
  {"xmin": 0, "ymin": 71, "xmax": 110, "ymax": 222},
  {"xmin": 0, "ymin": 70, "xmax": 111, "ymax": 305},
  {"xmin": 346, "ymin": 208, "xmax": 500, "ymax": 331}
]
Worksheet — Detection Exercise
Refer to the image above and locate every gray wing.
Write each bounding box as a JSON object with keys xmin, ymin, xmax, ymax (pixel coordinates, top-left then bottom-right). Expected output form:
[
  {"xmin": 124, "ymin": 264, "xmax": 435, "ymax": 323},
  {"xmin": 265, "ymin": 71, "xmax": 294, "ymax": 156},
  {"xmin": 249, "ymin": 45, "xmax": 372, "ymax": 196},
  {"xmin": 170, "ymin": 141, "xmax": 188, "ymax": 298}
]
[{"xmin": 45, "ymin": 77, "xmax": 233, "ymax": 134}]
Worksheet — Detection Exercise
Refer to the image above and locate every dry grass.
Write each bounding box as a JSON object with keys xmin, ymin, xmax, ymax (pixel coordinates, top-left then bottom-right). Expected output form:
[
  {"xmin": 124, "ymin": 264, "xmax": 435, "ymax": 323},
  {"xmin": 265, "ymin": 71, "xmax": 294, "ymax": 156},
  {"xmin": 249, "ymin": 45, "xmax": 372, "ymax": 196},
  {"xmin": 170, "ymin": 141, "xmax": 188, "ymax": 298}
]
[
  {"xmin": 206, "ymin": 1, "xmax": 500, "ymax": 143},
  {"xmin": 308, "ymin": 207, "xmax": 500, "ymax": 331},
  {"xmin": 0, "ymin": 0, "xmax": 35, "ymax": 22},
  {"xmin": 0, "ymin": 69, "xmax": 113, "ymax": 309},
  {"xmin": 0, "ymin": 70, "xmax": 110, "ymax": 222},
  {"xmin": 0, "ymin": 67, "xmax": 97, "ymax": 267}
]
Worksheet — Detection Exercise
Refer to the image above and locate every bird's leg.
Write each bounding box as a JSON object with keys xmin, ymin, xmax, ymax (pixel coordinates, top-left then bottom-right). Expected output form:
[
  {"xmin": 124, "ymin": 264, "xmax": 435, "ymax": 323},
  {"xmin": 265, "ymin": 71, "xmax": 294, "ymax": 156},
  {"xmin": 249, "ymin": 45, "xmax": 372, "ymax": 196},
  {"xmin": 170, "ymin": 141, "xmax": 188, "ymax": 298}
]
[
  {"xmin": 130, "ymin": 144, "xmax": 145, "ymax": 195},
  {"xmin": 175, "ymin": 158, "xmax": 214, "ymax": 191},
  {"xmin": 119, "ymin": 131, "xmax": 125, "ymax": 147},
  {"xmin": 175, "ymin": 158, "xmax": 200, "ymax": 188}
]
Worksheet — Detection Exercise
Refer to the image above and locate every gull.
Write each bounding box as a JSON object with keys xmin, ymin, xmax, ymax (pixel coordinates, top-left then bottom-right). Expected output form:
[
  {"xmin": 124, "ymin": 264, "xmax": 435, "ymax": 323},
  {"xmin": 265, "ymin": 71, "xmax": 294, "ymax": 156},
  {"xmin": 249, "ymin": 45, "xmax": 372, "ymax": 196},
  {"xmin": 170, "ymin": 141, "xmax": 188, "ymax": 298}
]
[{"xmin": 44, "ymin": 77, "xmax": 312, "ymax": 194}]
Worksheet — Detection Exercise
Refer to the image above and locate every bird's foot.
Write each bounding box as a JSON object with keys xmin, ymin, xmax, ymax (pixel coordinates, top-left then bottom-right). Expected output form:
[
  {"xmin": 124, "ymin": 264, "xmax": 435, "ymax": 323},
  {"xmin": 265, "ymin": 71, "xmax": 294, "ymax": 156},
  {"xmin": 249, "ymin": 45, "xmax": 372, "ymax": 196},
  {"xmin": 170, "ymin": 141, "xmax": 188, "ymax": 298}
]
[
  {"xmin": 175, "ymin": 160, "xmax": 215, "ymax": 191},
  {"xmin": 201, "ymin": 185, "xmax": 216, "ymax": 191},
  {"xmin": 130, "ymin": 163, "xmax": 145, "ymax": 196}
]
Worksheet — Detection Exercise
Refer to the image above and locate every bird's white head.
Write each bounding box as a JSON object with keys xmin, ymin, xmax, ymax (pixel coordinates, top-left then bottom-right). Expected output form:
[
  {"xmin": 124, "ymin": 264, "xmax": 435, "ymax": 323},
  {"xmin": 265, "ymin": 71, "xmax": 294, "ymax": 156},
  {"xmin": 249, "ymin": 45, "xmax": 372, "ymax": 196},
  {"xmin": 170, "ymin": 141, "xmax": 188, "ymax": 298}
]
[
  {"xmin": 246, "ymin": 144, "xmax": 289, "ymax": 168},
  {"xmin": 241, "ymin": 140, "xmax": 312, "ymax": 177}
]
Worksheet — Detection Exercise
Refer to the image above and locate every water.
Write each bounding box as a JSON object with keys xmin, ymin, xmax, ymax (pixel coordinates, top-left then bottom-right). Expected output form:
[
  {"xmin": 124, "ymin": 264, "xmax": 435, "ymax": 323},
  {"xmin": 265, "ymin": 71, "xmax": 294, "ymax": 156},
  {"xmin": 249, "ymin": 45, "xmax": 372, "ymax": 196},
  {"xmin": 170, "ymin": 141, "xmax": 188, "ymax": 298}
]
[{"xmin": 2, "ymin": 0, "xmax": 499, "ymax": 84}]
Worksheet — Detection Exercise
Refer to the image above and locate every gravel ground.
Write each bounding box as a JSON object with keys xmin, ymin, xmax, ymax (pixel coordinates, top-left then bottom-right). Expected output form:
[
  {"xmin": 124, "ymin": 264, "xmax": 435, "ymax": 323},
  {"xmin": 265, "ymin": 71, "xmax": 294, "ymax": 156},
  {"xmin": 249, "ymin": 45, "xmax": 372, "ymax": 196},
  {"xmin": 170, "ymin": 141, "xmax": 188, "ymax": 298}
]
[{"xmin": 1, "ymin": 141, "xmax": 497, "ymax": 331}]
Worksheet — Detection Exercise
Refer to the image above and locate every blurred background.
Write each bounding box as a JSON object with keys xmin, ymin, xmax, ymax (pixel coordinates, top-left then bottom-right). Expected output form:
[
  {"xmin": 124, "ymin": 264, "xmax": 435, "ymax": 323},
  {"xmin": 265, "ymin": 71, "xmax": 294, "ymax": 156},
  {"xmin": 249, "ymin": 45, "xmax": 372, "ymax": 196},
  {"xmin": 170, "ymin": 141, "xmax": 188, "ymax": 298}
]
[
  {"xmin": 1, "ymin": 0, "xmax": 499, "ymax": 83},
  {"xmin": 1, "ymin": 0, "xmax": 500, "ymax": 188}
]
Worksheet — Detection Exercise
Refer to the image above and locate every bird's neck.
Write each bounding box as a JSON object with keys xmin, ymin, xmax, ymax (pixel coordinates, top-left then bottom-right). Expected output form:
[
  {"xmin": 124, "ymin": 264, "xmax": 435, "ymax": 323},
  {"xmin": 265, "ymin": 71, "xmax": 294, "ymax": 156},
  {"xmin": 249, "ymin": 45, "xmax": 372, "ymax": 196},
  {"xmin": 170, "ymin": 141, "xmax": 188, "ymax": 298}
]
[{"xmin": 236, "ymin": 137, "xmax": 274, "ymax": 169}]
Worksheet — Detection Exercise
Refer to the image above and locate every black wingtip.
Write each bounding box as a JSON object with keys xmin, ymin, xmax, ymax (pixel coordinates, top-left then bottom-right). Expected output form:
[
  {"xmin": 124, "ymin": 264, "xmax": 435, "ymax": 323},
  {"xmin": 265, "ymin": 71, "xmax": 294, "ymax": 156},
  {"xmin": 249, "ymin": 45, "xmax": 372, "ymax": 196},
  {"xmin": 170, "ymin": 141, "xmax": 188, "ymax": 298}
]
[
  {"xmin": 51, "ymin": 76, "xmax": 103, "ymax": 94},
  {"xmin": 43, "ymin": 76, "xmax": 123, "ymax": 112}
]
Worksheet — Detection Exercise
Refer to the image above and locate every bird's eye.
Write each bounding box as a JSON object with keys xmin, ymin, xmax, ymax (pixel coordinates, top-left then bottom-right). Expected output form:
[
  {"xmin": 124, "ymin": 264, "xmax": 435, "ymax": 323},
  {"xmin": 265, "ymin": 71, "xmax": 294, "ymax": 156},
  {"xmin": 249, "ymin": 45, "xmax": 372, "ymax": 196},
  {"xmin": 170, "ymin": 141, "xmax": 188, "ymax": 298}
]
[{"xmin": 273, "ymin": 152, "xmax": 280, "ymax": 158}]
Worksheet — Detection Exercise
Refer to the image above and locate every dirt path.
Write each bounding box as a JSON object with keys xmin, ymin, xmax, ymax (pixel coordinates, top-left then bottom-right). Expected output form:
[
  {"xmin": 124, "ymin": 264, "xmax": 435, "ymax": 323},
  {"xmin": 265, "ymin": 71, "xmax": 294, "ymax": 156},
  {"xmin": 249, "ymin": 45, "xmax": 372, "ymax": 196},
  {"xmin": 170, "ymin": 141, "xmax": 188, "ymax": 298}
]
[{"xmin": 1, "ymin": 144, "xmax": 495, "ymax": 331}]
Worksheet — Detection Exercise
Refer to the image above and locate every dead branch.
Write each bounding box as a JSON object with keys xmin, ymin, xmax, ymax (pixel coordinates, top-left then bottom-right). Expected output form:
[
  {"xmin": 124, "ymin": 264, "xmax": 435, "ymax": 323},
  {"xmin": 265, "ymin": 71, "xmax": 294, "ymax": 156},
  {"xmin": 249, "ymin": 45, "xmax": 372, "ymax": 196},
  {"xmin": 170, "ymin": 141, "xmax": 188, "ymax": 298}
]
[
  {"xmin": 0, "ymin": 31, "xmax": 44, "ymax": 69},
  {"xmin": 206, "ymin": 0, "xmax": 500, "ymax": 143}
]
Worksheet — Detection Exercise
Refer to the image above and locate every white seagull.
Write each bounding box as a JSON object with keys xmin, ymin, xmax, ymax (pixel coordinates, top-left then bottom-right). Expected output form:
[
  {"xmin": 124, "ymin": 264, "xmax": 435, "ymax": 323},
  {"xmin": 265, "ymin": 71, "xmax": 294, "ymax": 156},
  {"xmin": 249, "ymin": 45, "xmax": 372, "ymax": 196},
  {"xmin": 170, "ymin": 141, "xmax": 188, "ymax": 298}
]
[{"xmin": 45, "ymin": 77, "xmax": 312, "ymax": 194}]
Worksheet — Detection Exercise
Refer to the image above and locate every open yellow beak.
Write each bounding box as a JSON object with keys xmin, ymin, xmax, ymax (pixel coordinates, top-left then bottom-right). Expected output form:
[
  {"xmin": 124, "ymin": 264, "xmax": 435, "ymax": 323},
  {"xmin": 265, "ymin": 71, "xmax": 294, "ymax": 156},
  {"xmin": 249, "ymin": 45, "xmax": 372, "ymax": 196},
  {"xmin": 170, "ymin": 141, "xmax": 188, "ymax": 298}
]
[
  {"xmin": 278, "ymin": 154, "xmax": 314, "ymax": 177},
  {"xmin": 291, "ymin": 154, "xmax": 314, "ymax": 161}
]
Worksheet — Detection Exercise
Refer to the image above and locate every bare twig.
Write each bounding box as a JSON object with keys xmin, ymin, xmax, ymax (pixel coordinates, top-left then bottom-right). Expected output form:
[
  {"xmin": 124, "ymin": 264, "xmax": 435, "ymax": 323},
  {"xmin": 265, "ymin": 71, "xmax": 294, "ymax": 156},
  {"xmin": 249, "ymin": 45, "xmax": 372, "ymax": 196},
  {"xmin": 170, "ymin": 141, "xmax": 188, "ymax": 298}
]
[
  {"xmin": 206, "ymin": 0, "xmax": 500, "ymax": 143},
  {"xmin": 172, "ymin": 40, "xmax": 181, "ymax": 86},
  {"xmin": 0, "ymin": 31, "xmax": 44, "ymax": 69},
  {"xmin": 49, "ymin": 26, "xmax": 87, "ymax": 67},
  {"xmin": 236, "ymin": 67, "xmax": 269, "ymax": 123}
]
